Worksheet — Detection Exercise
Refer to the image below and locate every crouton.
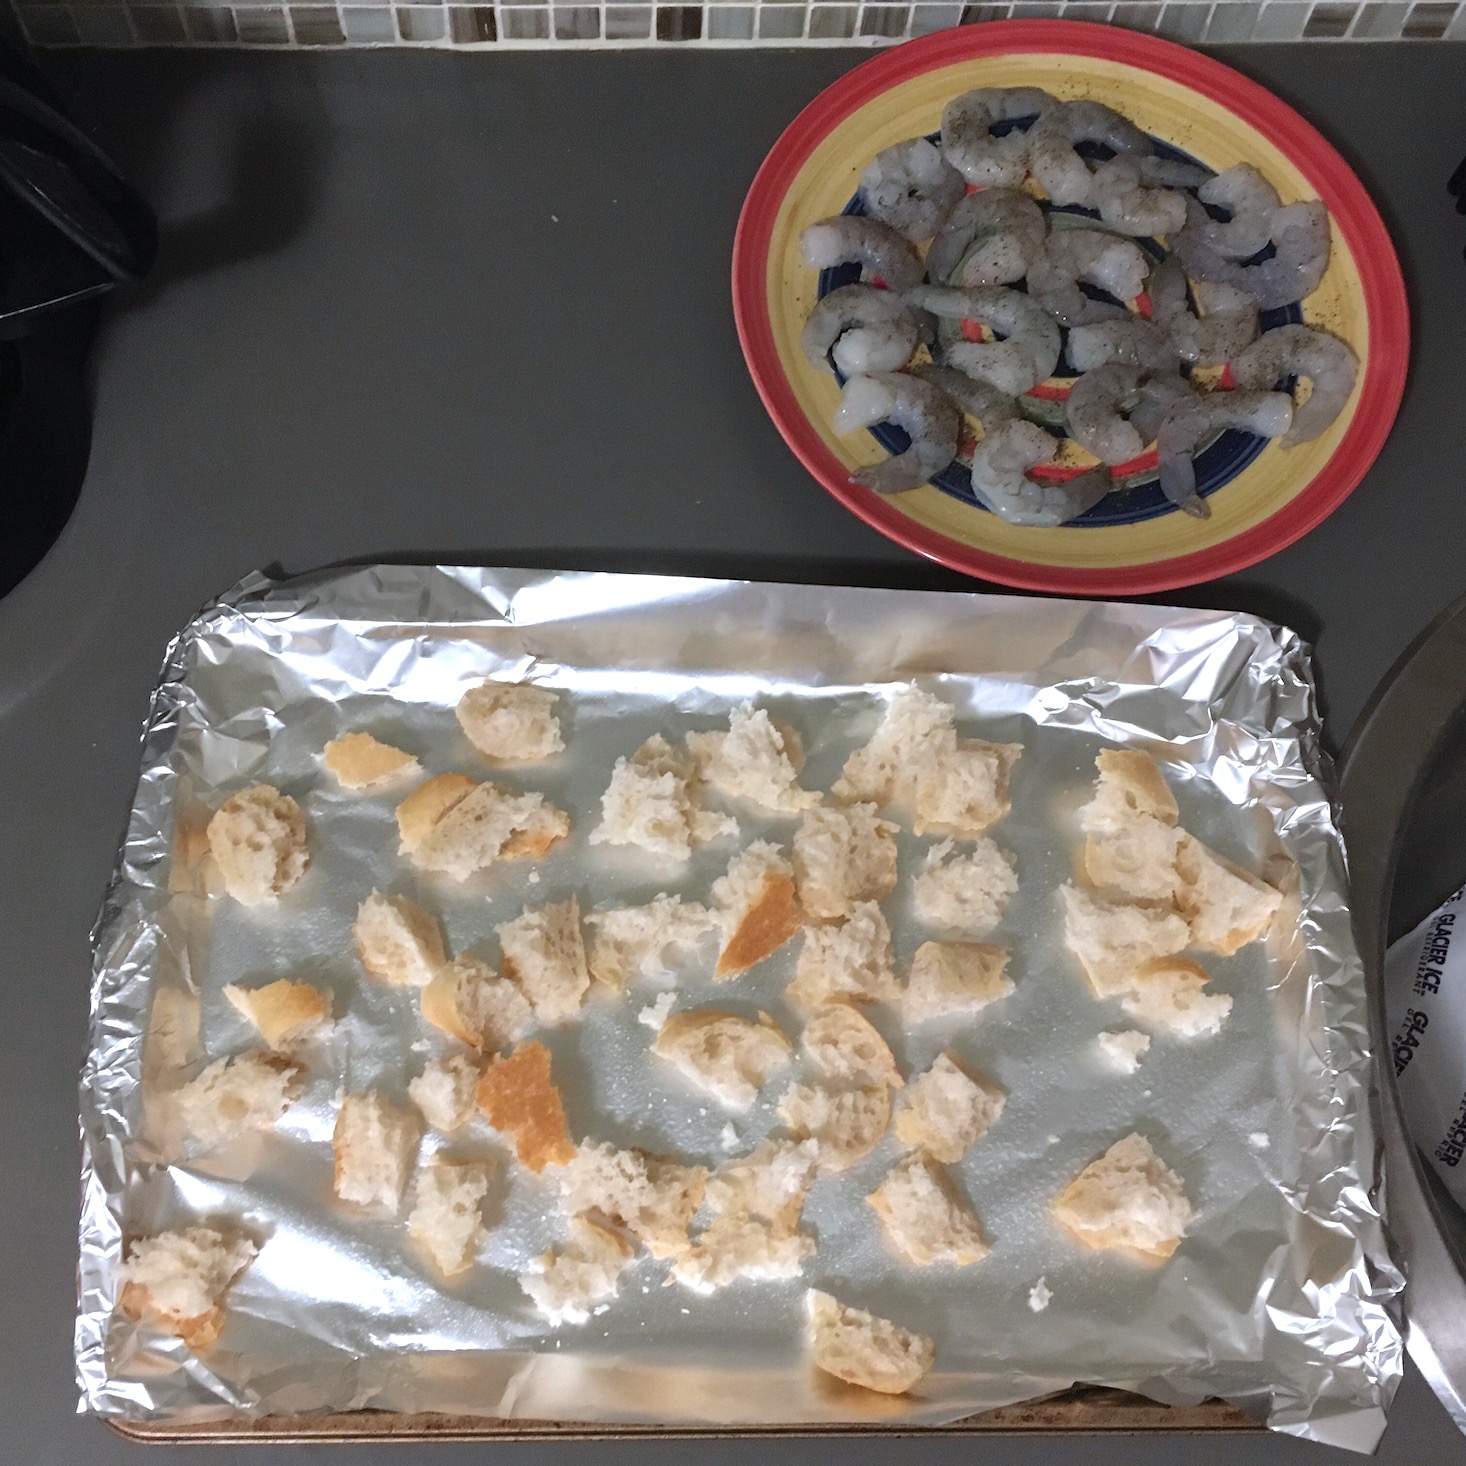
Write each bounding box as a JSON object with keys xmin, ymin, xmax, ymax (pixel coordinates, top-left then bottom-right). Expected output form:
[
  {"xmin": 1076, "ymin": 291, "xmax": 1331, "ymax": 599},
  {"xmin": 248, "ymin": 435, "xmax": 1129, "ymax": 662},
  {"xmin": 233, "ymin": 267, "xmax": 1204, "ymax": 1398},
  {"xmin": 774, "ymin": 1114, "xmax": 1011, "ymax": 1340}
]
[
  {"xmin": 892, "ymin": 1052, "xmax": 1004, "ymax": 1163},
  {"xmin": 354, "ymin": 890, "xmax": 447, "ymax": 987},
  {"xmin": 653, "ymin": 1009, "xmax": 792, "ymax": 1110},
  {"xmin": 686, "ymin": 703, "xmax": 821, "ymax": 814},
  {"xmin": 206, "ymin": 785, "xmax": 309, "ymax": 905},
  {"xmin": 456, "ymin": 681, "xmax": 563, "ymax": 763},
  {"xmin": 792, "ymin": 804, "xmax": 898, "ymax": 922},
  {"xmin": 117, "ymin": 1226, "xmax": 257, "ymax": 1351},
  {"xmin": 904, "ymin": 942, "xmax": 1013, "ymax": 1023},
  {"xmin": 475, "ymin": 1041, "xmax": 575, "ymax": 1172},
  {"xmin": 1053, "ymin": 1132, "xmax": 1194, "ymax": 1262},
  {"xmin": 804, "ymin": 1289, "xmax": 935, "ymax": 1395},
  {"xmin": 911, "ymin": 839, "xmax": 1017, "ymax": 935},
  {"xmin": 496, "ymin": 897, "xmax": 590, "ymax": 1026}
]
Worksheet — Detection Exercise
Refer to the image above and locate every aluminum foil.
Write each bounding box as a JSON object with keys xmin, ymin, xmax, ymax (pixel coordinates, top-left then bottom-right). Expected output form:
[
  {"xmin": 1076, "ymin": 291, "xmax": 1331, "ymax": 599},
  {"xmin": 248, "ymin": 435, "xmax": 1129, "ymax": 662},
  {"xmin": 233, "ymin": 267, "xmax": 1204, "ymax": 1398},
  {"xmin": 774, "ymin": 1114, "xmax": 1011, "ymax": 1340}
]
[{"xmin": 77, "ymin": 565, "xmax": 1402, "ymax": 1448}]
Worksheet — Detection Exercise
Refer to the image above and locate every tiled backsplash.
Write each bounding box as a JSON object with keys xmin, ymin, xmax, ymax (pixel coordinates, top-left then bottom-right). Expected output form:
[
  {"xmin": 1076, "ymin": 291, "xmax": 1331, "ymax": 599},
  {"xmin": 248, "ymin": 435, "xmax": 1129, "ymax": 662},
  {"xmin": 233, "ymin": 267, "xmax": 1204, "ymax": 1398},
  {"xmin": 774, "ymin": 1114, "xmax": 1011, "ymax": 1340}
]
[{"xmin": 12, "ymin": 0, "xmax": 1466, "ymax": 45}]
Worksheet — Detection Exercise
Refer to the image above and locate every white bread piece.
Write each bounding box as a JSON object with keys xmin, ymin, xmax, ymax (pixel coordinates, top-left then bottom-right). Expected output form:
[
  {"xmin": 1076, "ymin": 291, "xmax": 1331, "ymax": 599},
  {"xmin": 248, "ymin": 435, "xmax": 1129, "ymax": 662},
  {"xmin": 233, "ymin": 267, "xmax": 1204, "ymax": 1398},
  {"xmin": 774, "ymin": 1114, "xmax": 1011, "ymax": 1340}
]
[
  {"xmin": 355, "ymin": 890, "xmax": 447, "ymax": 987},
  {"xmin": 408, "ymin": 1053, "xmax": 481, "ymax": 1132},
  {"xmin": 206, "ymin": 785, "xmax": 309, "ymax": 905},
  {"xmin": 911, "ymin": 839, "xmax": 1018, "ymax": 934},
  {"xmin": 801, "ymin": 1003, "xmax": 902, "ymax": 1091},
  {"xmin": 456, "ymin": 681, "xmax": 564, "ymax": 763},
  {"xmin": 905, "ymin": 941, "xmax": 1013, "ymax": 1023},
  {"xmin": 409, "ymin": 1157, "xmax": 494, "ymax": 1275},
  {"xmin": 1060, "ymin": 884, "xmax": 1189, "ymax": 1000},
  {"xmin": 175, "ymin": 1050, "xmax": 303, "ymax": 1148},
  {"xmin": 223, "ymin": 979, "xmax": 331, "ymax": 1050},
  {"xmin": 1121, "ymin": 957, "xmax": 1233, "ymax": 1038},
  {"xmin": 705, "ymin": 1138, "xmax": 820, "ymax": 1224},
  {"xmin": 332, "ymin": 1092, "xmax": 423, "ymax": 1210},
  {"xmin": 653, "ymin": 1009, "xmax": 792, "ymax": 1110},
  {"xmin": 787, "ymin": 902, "xmax": 898, "ymax": 1011},
  {"xmin": 590, "ymin": 735, "xmax": 736, "ymax": 860},
  {"xmin": 475, "ymin": 1040, "xmax": 576, "ymax": 1172},
  {"xmin": 322, "ymin": 731, "xmax": 419, "ymax": 789},
  {"xmin": 496, "ymin": 897, "xmax": 591, "ymax": 1026},
  {"xmin": 520, "ymin": 1214, "xmax": 635, "ymax": 1325},
  {"xmin": 867, "ymin": 1152, "xmax": 989, "ymax": 1267},
  {"xmin": 1174, "ymin": 834, "xmax": 1282, "ymax": 955},
  {"xmin": 914, "ymin": 738, "xmax": 1022, "ymax": 837},
  {"xmin": 1053, "ymin": 1132, "xmax": 1194, "ymax": 1262},
  {"xmin": 1080, "ymin": 749, "xmax": 1179, "ymax": 834},
  {"xmin": 420, "ymin": 955, "xmax": 533, "ymax": 1050},
  {"xmin": 805, "ymin": 1288, "xmax": 935, "ymax": 1396},
  {"xmin": 117, "ymin": 1226, "xmax": 257, "ymax": 1351},
  {"xmin": 792, "ymin": 804, "xmax": 898, "ymax": 922},
  {"xmin": 893, "ymin": 1052, "xmax": 1004, "ymax": 1163},
  {"xmin": 832, "ymin": 687, "xmax": 956, "ymax": 808},
  {"xmin": 686, "ymin": 703, "xmax": 821, "ymax": 814},
  {"xmin": 413, "ymin": 780, "xmax": 569, "ymax": 879},
  {"xmin": 396, "ymin": 772, "xmax": 478, "ymax": 853},
  {"xmin": 1094, "ymin": 1029, "xmax": 1151, "ymax": 1074},
  {"xmin": 672, "ymin": 1212, "xmax": 816, "ymax": 1295},
  {"xmin": 1083, "ymin": 816, "xmax": 1183, "ymax": 905},
  {"xmin": 585, "ymin": 895, "xmax": 719, "ymax": 989},
  {"xmin": 710, "ymin": 841, "xmax": 804, "ymax": 978},
  {"xmin": 557, "ymin": 1142, "xmax": 708, "ymax": 1259},
  {"xmin": 777, "ymin": 1083, "xmax": 891, "ymax": 1173}
]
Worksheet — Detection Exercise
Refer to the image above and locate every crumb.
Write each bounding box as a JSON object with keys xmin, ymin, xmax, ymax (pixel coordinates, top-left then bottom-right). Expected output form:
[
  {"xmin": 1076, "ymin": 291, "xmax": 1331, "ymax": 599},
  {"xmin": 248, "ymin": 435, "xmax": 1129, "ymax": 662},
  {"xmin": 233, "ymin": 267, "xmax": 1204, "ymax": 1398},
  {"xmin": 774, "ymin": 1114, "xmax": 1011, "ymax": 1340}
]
[
  {"xmin": 1028, "ymin": 1278, "xmax": 1052, "ymax": 1313},
  {"xmin": 698, "ymin": 1107, "xmax": 707, "ymax": 1117},
  {"xmin": 410, "ymin": 1039, "xmax": 429, "ymax": 1054},
  {"xmin": 1249, "ymin": 1132, "xmax": 1271, "ymax": 1150},
  {"xmin": 680, "ymin": 1307, "xmax": 690, "ymax": 1315},
  {"xmin": 593, "ymin": 1303, "xmax": 610, "ymax": 1315},
  {"xmin": 528, "ymin": 870, "xmax": 541, "ymax": 885},
  {"xmin": 720, "ymin": 1123, "xmax": 739, "ymax": 1152},
  {"xmin": 1094, "ymin": 1029, "xmax": 1150, "ymax": 1075},
  {"xmin": 638, "ymin": 992, "xmax": 676, "ymax": 1030},
  {"xmin": 1047, "ymin": 1134, "xmax": 1060, "ymax": 1146}
]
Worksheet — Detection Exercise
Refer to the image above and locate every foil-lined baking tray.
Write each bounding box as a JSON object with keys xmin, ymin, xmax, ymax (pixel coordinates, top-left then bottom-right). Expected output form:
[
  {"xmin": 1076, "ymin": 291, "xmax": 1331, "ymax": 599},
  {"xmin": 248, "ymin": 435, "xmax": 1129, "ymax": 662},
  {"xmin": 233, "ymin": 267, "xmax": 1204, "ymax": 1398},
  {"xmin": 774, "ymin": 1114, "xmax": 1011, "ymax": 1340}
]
[{"xmin": 77, "ymin": 566, "xmax": 1402, "ymax": 1450}]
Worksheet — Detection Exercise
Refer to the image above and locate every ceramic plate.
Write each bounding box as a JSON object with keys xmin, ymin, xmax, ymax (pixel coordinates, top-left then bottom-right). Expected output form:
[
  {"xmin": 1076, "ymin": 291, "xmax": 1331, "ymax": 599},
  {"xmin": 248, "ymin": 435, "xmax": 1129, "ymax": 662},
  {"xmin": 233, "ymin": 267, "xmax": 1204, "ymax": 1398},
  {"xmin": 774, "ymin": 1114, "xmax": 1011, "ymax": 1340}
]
[{"xmin": 732, "ymin": 21, "xmax": 1408, "ymax": 594}]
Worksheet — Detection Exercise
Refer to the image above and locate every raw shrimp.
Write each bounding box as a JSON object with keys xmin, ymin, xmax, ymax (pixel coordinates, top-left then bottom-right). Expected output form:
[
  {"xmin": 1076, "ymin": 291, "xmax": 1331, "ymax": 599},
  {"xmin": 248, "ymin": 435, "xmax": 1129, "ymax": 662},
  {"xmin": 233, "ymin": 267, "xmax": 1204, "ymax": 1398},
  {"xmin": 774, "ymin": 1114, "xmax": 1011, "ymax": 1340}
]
[
  {"xmin": 1067, "ymin": 317, "xmax": 1176, "ymax": 374},
  {"xmin": 1027, "ymin": 101, "xmax": 1152, "ymax": 208},
  {"xmin": 940, "ymin": 87, "xmax": 1057, "ymax": 188},
  {"xmin": 909, "ymin": 364, "xmax": 1020, "ymax": 430},
  {"xmin": 800, "ymin": 216, "xmax": 925, "ymax": 293},
  {"xmin": 801, "ymin": 284, "xmax": 924, "ymax": 377},
  {"xmin": 1127, "ymin": 372, "xmax": 1196, "ymax": 444},
  {"xmin": 1091, "ymin": 156, "xmax": 1188, "ymax": 238},
  {"xmin": 925, "ymin": 187, "xmax": 1046, "ymax": 287},
  {"xmin": 1194, "ymin": 164, "xmax": 1280, "ymax": 260},
  {"xmin": 1172, "ymin": 198, "xmax": 1331, "ymax": 310},
  {"xmin": 859, "ymin": 138, "xmax": 966, "ymax": 242},
  {"xmin": 1230, "ymin": 323, "xmax": 1359, "ymax": 443},
  {"xmin": 1064, "ymin": 364, "xmax": 1146, "ymax": 466},
  {"xmin": 1136, "ymin": 156, "xmax": 1210, "ymax": 189},
  {"xmin": 909, "ymin": 284, "xmax": 1063, "ymax": 395},
  {"xmin": 1156, "ymin": 390, "xmax": 1293, "ymax": 517},
  {"xmin": 1147, "ymin": 258, "xmax": 1258, "ymax": 365},
  {"xmin": 834, "ymin": 372, "xmax": 962, "ymax": 495},
  {"xmin": 1027, "ymin": 227, "xmax": 1150, "ymax": 326},
  {"xmin": 969, "ymin": 420, "xmax": 1113, "ymax": 526}
]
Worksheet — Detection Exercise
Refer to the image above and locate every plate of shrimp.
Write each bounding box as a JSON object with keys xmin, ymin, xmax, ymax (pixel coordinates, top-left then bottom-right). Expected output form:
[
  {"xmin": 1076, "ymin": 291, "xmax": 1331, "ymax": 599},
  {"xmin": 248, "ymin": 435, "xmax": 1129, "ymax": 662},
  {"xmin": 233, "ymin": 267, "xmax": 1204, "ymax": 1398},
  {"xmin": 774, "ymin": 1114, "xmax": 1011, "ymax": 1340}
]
[{"xmin": 732, "ymin": 20, "xmax": 1407, "ymax": 594}]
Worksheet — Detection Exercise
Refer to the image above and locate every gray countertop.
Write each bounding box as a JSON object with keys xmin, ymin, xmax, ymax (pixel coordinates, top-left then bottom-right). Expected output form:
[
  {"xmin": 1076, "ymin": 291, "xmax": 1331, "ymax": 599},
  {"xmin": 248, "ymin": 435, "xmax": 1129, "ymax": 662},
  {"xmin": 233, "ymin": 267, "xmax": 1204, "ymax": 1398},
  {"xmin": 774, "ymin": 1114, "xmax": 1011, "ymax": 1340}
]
[{"xmin": 6, "ymin": 38, "xmax": 1466, "ymax": 1464}]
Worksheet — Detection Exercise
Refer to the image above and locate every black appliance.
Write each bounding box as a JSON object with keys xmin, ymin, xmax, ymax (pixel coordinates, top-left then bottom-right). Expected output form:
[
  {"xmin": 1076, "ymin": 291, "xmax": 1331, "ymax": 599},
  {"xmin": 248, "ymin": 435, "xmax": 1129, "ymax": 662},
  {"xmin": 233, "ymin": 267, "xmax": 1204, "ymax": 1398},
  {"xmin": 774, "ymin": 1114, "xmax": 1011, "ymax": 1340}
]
[{"xmin": 0, "ymin": 42, "xmax": 155, "ymax": 599}]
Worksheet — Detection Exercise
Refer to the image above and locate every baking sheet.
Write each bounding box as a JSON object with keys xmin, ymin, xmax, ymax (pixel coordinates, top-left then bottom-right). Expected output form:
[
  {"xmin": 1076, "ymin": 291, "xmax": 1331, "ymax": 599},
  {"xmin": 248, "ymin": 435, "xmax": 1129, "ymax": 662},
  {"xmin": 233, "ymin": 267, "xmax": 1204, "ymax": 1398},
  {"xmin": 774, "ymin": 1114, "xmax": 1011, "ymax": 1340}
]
[{"xmin": 77, "ymin": 566, "xmax": 1402, "ymax": 1450}]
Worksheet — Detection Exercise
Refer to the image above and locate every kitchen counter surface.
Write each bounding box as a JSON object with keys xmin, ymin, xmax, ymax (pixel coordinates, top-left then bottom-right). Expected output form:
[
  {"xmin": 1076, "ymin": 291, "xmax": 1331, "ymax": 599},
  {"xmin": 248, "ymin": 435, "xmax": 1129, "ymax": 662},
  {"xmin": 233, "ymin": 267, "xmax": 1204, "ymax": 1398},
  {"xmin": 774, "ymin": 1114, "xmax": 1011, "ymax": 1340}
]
[{"xmin": 6, "ymin": 38, "xmax": 1466, "ymax": 1464}]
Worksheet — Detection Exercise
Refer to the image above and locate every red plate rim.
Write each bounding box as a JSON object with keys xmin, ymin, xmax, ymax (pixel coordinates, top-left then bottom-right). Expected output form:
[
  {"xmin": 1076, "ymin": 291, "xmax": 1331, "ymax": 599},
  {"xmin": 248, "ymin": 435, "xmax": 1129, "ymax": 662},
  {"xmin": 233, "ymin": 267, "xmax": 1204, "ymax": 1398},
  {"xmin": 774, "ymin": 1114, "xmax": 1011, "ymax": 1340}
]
[{"xmin": 731, "ymin": 21, "xmax": 1410, "ymax": 596}]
